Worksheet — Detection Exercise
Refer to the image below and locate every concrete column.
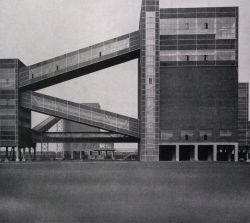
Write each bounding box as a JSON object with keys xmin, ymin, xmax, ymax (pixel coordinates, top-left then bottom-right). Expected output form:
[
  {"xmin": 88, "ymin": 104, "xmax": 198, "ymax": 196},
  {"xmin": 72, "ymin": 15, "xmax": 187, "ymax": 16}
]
[
  {"xmin": 28, "ymin": 147, "xmax": 31, "ymax": 160},
  {"xmin": 16, "ymin": 147, "xmax": 20, "ymax": 162},
  {"xmin": 176, "ymin": 144, "xmax": 179, "ymax": 161},
  {"xmin": 213, "ymin": 145, "xmax": 217, "ymax": 161},
  {"xmin": 234, "ymin": 144, "xmax": 238, "ymax": 162},
  {"xmin": 22, "ymin": 148, "xmax": 26, "ymax": 162},
  {"xmin": 71, "ymin": 151, "xmax": 74, "ymax": 160},
  {"xmin": 80, "ymin": 151, "xmax": 82, "ymax": 160},
  {"xmin": 33, "ymin": 147, "xmax": 37, "ymax": 160},
  {"xmin": 111, "ymin": 151, "xmax": 114, "ymax": 160},
  {"xmin": 62, "ymin": 151, "xmax": 65, "ymax": 160},
  {"xmin": 195, "ymin": 144, "xmax": 198, "ymax": 161}
]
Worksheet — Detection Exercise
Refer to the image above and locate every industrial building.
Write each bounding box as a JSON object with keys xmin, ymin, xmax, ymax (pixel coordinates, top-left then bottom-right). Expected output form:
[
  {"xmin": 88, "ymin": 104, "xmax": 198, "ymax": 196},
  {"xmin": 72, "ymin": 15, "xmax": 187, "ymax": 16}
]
[
  {"xmin": 0, "ymin": 0, "xmax": 249, "ymax": 162},
  {"xmin": 56, "ymin": 103, "xmax": 115, "ymax": 160}
]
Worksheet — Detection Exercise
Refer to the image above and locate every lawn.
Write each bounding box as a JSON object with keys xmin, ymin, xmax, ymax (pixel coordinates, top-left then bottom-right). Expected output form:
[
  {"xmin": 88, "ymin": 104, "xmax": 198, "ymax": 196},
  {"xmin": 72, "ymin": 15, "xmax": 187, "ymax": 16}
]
[{"xmin": 0, "ymin": 161, "xmax": 249, "ymax": 223}]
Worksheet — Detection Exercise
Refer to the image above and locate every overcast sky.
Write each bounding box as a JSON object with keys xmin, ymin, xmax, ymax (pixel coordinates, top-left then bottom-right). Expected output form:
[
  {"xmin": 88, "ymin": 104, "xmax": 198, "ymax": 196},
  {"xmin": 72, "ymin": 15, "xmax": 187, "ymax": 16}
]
[{"xmin": 0, "ymin": 0, "xmax": 249, "ymax": 127}]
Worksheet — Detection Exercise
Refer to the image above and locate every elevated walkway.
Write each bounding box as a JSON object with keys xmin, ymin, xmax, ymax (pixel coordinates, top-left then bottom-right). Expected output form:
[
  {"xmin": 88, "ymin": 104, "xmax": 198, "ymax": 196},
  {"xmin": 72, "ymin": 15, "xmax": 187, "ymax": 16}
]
[
  {"xmin": 32, "ymin": 116, "xmax": 60, "ymax": 132},
  {"xmin": 32, "ymin": 132, "xmax": 139, "ymax": 143},
  {"xmin": 21, "ymin": 91, "xmax": 139, "ymax": 138},
  {"xmin": 19, "ymin": 31, "xmax": 140, "ymax": 90}
]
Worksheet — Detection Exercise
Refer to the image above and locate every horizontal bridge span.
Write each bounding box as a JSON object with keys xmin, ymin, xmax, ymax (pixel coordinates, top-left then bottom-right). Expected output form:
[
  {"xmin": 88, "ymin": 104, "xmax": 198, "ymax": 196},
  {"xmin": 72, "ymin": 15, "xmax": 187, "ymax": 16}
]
[
  {"xmin": 32, "ymin": 132, "xmax": 139, "ymax": 143},
  {"xmin": 21, "ymin": 91, "xmax": 139, "ymax": 138},
  {"xmin": 19, "ymin": 31, "xmax": 140, "ymax": 90},
  {"xmin": 32, "ymin": 116, "xmax": 60, "ymax": 132}
]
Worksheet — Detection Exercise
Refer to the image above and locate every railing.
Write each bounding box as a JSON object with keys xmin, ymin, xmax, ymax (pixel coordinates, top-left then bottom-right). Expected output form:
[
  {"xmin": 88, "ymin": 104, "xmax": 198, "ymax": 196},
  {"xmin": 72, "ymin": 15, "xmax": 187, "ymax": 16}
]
[
  {"xmin": 32, "ymin": 116, "xmax": 60, "ymax": 132},
  {"xmin": 19, "ymin": 31, "xmax": 140, "ymax": 89},
  {"xmin": 21, "ymin": 91, "xmax": 139, "ymax": 138},
  {"xmin": 32, "ymin": 132, "xmax": 139, "ymax": 143}
]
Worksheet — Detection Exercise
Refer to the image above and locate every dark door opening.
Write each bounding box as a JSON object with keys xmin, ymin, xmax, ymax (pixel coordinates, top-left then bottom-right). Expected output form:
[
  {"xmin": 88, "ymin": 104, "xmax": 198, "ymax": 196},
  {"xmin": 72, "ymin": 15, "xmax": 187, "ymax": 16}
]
[
  {"xmin": 217, "ymin": 145, "xmax": 234, "ymax": 161},
  {"xmin": 159, "ymin": 145, "xmax": 176, "ymax": 161},
  {"xmin": 198, "ymin": 145, "xmax": 213, "ymax": 161},
  {"xmin": 179, "ymin": 145, "xmax": 194, "ymax": 161}
]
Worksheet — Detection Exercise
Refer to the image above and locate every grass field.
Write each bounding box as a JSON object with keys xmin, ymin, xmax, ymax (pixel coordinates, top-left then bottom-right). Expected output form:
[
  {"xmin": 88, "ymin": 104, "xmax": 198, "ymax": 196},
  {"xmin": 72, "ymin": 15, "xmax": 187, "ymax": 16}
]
[{"xmin": 0, "ymin": 161, "xmax": 249, "ymax": 223}]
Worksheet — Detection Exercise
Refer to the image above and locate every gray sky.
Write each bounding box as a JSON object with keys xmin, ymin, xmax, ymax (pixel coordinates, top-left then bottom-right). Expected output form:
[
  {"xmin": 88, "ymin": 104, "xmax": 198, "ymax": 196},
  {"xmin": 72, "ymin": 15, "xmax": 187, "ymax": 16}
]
[{"xmin": 0, "ymin": 0, "xmax": 249, "ymax": 127}]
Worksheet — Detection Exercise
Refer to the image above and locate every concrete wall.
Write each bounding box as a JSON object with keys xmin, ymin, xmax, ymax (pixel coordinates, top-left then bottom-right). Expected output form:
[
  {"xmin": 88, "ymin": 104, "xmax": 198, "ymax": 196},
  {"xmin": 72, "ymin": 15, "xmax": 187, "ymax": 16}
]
[{"xmin": 160, "ymin": 66, "xmax": 238, "ymax": 143}]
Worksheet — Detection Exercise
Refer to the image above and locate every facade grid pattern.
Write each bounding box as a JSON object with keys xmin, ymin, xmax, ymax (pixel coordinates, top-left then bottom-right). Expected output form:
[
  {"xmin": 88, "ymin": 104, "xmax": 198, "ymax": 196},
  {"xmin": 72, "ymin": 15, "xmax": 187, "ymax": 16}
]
[
  {"xmin": 159, "ymin": 7, "xmax": 238, "ymax": 67},
  {"xmin": 139, "ymin": 0, "xmax": 160, "ymax": 161}
]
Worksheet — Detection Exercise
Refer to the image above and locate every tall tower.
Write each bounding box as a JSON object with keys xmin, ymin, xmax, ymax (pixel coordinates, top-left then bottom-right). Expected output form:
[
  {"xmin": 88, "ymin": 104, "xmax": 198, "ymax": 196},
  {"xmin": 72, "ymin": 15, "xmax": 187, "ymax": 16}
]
[
  {"xmin": 139, "ymin": 0, "xmax": 160, "ymax": 161},
  {"xmin": 0, "ymin": 59, "xmax": 31, "ymax": 160}
]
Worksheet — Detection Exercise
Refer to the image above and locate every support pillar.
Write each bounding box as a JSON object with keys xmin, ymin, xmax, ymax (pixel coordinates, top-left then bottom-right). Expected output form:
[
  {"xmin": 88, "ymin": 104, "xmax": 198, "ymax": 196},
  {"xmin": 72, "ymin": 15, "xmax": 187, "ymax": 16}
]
[
  {"xmin": 213, "ymin": 145, "xmax": 217, "ymax": 161},
  {"xmin": 111, "ymin": 151, "xmax": 114, "ymax": 160},
  {"xmin": 16, "ymin": 147, "xmax": 20, "ymax": 162},
  {"xmin": 234, "ymin": 144, "xmax": 238, "ymax": 162},
  {"xmin": 33, "ymin": 147, "xmax": 37, "ymax": 160},
  {"xmin": 195, "ymin": 144, "xmax": 198, "ymax": 161},
  {"xmin": 22, "ymin": 148, "xmax": 26, "ymax": 162},
  {"xmin": 28, "ymin": 147, "xmax": 31, "ymax": 161},
  {"xmin": 71, "ymin": 151, "xmax": 74, "ymax": 160},
  {"xmin": 176, "ymin": 144, "xmax": 179, "ymax": 161},
  {"xmin": 80, "ymin": 151, "xmax": 82, "ymax": 160},
  {"xmin": 62, "ymin": 150, "xmax": 65, "ymax": 160}
]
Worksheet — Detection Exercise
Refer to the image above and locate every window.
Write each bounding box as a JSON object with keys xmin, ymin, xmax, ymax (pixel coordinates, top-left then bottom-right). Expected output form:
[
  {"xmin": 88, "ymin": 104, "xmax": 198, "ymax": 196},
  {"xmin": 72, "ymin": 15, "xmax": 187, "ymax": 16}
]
[
  {"xmin": 220, "ymin": 130, "xmax": 233, "ymax": 137},
  {"xmin": 56, "ymin": 65, "xmax": 59, "ymax": 71},
  {"xmin": 204, "ymin": 55, "xmax": 208, "ymax": 61},
  {"xmin": 181, "ymin": 130, "xmax": 193, "ymax": 140},
  {"xmin": 149, "ymin": 78, "xmax": 152, "ymax": 84},
  {"xmin": 199, "ymin": 130, "xmax": 212, "ymax": 140},
  {"xmin": 99, "ymin": 52, "xmax": 102, "ymax": 57},
  {"xmin": 204, "ymin": 23, "xmax": 209, "ymax": 29},
  {"xmin": 216, "ymin": 50, "xmax": 235, "ymax": 61},
  {"xmin": 161, "ymin": 130, "xmax": 173, "ymax": 140},
  {"xmin": 186, "ymin": 55, "xmax": 189, "ymax": 61}
]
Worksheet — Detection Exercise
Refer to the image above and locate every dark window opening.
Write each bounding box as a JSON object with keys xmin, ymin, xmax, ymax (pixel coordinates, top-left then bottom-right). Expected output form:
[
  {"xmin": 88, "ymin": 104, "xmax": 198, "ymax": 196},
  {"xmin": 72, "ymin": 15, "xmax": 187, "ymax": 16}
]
[
  {"xmin": 185, "ymin": 135, "xmax": 189, "ymax": 141},
  {"xmin": 204, "ymin": 55, "xmax": 208, "ymax": 61},
  {"xmin": 99, "ymin": 52, "xmax": 102, "ymax": 57},
  {"xmin": 149, "ymin": 78, "xmax": 153, "ymax": 84},
  {"xmin": 56, "ymin": 65, "xmax": 59, "ymax": 71},
  {"xmin": 186, "ymin": 55, "xmax": 189, "ymax": 61},
  {"xmin": 31, "ymin": 73, "xmax": 34, "ymax": 79},
  {"xmin": 204, "ymin": 23, "xmax": 209, "ymax": 29},
  {"xmin": 90, "ymin": 151, "xmax": 93, "ymax": 156},
  {"xmin": 204, "ymin": 135, "xmax": 208, "ymax": 141}
]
